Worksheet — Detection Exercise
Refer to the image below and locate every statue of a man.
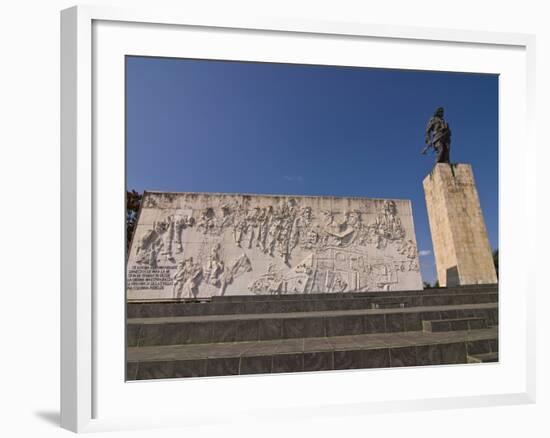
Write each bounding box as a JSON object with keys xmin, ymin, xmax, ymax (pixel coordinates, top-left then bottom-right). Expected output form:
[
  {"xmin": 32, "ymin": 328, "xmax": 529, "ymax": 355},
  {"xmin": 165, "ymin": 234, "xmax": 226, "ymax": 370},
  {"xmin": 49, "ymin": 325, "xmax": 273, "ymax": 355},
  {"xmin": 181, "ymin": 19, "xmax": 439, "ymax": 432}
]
[{"xmin": 422, "ymin": 107, "xmax": 451, "ymax": 163}]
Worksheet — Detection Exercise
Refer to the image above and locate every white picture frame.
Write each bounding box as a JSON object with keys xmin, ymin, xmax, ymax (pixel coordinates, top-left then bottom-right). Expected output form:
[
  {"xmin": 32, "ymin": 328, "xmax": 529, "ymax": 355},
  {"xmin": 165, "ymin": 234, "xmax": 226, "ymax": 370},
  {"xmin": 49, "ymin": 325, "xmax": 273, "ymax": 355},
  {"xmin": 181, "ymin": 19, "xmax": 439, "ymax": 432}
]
[{"xmin": 60, "ymin": 4, "xmax": 536, "ymax": 433}]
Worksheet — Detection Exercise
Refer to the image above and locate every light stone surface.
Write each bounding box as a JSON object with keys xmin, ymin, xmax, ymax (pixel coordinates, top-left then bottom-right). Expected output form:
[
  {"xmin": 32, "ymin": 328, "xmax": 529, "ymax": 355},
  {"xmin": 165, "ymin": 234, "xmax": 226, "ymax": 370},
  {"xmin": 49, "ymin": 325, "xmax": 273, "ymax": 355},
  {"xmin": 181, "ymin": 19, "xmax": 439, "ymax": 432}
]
[
  {"xmin": 423, "ymin": 164, "xmax": 498, "ymax": 287},
  {"xmin": 127, "ymin": 192, "xmax": 423, "ymax": 300}
]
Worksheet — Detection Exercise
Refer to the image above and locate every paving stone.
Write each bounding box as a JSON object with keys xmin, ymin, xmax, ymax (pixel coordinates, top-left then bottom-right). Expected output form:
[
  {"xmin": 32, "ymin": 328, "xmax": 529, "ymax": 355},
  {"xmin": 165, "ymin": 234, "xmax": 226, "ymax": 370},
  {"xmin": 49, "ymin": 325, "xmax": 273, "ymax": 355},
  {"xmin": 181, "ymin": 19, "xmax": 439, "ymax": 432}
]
[
  {"xmin": 386, "ymin": 313, "xmax": 405, "ymax": 332},
  {"xmin": 326, "ymin": 315, "xmax": 364, "ymax": 336},
  {"xmin": 127, "ymin": 325, "xmax": 141, "ymax": 347},
  {"xmin": 173, "ymin": 359, "xmax": 207, "ymax": 378},
  {"xmin": 439, "ymin": 342, "xmax": 467, "ymax": 364},
  {"xmin": 136, "ymin": 324, "xmax": 165, "ymax": 347},
  {"xmin": 239, "ymin": 355, "xmax": 272, "ymax": 375},
  {"xmin": 467, "ymin": 352, "xmax": 498, "ymax": 363},
  {"xmin": 304, "ymin": 351, "xmax": 333, "ymax": 371},
  {"xmin": 211, "ymin": 320, "xmax": 239, "ymax": 343},
  {"xmin": 126, "ymin": 362, "xmax": 138, "ymax": 380},
  {"xmin": 282, "ymin": 317, "xmax": 325, "ymax": 339},
  {"xmin": 276, "ymin": 339, "xmax": 304, "ymax": 354},
  {"xmin": 272, "ymin": 353, "xmax": 303, "ymax": 373},
  {"xmin": 468, "ymin": 319, "xmax": 487, "ymax": 330},
  {"xmin": 440, "ymin": 310, "xmax": 458, "ymax": 319},
  {"xmin": 235, "ymin": 319, "xmax": 260, "ymax": 342},
  {"xmin": 362, "ymin": 348, "xmax": 390, "ymax": 368},
  {"xmin": 466, "ymin": 339, "xmax": 491, "ymax": 355},
  {"xmin": 206, "ymin": 357, "xmax": 240, "ymax": 376},
  {"xmin": 404, "ymin": 313, "xmax": 422, "ymax": 331},
  {"xmin": 390, "ymin": 346, "xmax": 417, "ymax": 367},
  {"xmin": 136, "ymin": 361, "xmax": 175, "ymax": 380},
  {"xmin": 304, "ymin": 337, "xmax": 333, "ymax": 352},
  {"xmin": 415, "ymin": 344, "xmax": 442, "ymax": 366},
  {"xmin": 450, "ymin": 320, "xmax": 469, "ymax": 331},
  {"xmin": 258, "ymin": 319, "xmax": 282, "ymax": 340},
  {"xmin": 364, "ymin": 314, "xmax": 386, "ymax": 334},
  {"xmin": 334, "ymin": 350, "xmax": 363, "ymax": 370}
]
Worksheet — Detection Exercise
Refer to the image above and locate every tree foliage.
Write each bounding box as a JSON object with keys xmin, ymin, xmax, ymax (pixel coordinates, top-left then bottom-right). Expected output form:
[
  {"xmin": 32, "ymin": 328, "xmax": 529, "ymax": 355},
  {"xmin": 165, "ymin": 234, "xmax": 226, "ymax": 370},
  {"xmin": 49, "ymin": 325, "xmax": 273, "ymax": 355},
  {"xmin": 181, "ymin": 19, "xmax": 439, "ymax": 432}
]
[
  {"xmin": 493, "ymin": 249, "xmax": 499, "ymax": 278},
  {"xmin": 127, "ymin": 190, "xmax": 143, "ymax": 253},
  {"xmin": 423, "ymin": 280, "xmax": 440, "ymax": 289}
]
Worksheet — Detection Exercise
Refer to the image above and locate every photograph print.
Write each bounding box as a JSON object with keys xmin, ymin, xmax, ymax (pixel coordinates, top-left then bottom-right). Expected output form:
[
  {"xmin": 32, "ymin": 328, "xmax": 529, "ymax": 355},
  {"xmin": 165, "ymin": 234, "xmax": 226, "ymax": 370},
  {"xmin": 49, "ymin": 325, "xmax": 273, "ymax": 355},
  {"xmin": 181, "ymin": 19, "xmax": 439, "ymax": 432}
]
[{"xmin": 125, "ymin": 56, "xmax": 499, "ymax": 380}]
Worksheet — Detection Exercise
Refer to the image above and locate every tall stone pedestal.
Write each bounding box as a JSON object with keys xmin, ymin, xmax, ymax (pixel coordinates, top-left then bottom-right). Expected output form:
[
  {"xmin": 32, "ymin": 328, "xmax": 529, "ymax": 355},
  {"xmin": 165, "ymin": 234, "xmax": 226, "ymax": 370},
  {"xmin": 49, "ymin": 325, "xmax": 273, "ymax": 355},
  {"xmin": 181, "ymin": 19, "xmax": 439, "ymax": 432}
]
[{"xmin": 423, "ymin": 163, "xmax": 497, "ymax": 287}]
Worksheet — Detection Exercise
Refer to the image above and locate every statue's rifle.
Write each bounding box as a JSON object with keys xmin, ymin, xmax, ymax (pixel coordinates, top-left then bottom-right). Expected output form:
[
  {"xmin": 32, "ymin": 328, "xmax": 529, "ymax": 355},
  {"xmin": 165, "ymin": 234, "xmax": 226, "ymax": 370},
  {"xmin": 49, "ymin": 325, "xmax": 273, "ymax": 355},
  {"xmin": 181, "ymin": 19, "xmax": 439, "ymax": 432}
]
[{"xmin": 421, "ymin": 137, "xmax": 434, "ymax": 155}]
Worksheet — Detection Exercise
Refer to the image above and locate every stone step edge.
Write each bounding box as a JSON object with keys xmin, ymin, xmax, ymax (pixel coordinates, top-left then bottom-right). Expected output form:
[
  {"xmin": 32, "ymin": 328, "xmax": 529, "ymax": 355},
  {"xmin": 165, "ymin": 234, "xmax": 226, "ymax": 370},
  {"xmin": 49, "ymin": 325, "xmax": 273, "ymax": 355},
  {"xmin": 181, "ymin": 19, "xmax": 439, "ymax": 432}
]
[
  {"xmin": 128, "ymin": 302, "xmax": 498, "ymax": 325},
  {"xmin": 128, "ymin": 292, "xmax": 499, "ymax": 306},
  {"xmin": 127, "ymin": 293, "xmax": 498, "ymax": 318},
  {"xmin": 127, "ymin": 333, "xmax": 499, "ymax": 379},
  {"xmin": 128, "ymin": 327, "xmax": 498, "ymax": 363},
  {"xmin": 127, "ymin": 285, "xmax": 499, "ymax": 304},
  {"xmin": 423, "ymin": 317, "xmax": 486, "ymax": 323},
  {"xmin": 467, "ymin": 352, "xmax": 499, "ymax": 363}
]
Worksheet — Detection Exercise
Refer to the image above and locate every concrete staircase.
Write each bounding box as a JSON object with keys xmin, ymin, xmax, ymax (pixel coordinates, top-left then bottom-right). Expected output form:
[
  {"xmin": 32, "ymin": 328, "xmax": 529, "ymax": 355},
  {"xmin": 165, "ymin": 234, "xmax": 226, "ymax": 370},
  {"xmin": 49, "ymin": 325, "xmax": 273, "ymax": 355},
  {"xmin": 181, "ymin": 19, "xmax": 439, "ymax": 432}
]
[{"xmin": 126, "ymin": 284, "xmax": 498, "ymax": 380}]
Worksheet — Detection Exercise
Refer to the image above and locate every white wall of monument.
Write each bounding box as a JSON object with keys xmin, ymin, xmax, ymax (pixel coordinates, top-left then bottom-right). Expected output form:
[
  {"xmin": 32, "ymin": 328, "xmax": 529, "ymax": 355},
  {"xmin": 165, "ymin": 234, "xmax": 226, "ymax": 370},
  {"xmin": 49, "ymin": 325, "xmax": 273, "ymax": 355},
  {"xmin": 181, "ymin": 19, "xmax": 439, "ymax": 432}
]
[{"xmin": 127, "ymin": 192, "xmax": 424, "ymax": 300}]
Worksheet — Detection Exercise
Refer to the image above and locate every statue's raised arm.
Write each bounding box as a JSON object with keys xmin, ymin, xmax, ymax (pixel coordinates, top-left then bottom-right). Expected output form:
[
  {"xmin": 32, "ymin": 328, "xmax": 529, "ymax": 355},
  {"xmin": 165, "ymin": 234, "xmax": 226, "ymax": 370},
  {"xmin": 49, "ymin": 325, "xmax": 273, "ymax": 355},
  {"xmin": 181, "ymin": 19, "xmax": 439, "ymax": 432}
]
[{"xmin": 422, "ymin": 106, "xmax": 451, "ymax": 164}]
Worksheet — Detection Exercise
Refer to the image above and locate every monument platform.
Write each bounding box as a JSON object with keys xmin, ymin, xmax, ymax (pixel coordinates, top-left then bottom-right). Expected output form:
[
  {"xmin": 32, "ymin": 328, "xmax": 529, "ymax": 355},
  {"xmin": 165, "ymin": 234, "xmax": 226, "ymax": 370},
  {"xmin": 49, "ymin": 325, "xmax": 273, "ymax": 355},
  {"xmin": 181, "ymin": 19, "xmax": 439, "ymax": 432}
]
[{"xmin": 126, "ymin": 284, "xmax": 498, "ymax": 379}]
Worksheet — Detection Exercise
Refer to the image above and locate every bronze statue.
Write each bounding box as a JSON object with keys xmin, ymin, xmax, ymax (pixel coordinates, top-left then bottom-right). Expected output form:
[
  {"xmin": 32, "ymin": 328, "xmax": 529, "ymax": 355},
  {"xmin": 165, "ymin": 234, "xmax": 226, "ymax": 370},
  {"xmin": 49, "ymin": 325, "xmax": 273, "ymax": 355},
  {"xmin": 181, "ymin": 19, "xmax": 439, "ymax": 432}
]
[{"xmin": 422, "ymin": 107, "xmax": 451, "ymax": 163}]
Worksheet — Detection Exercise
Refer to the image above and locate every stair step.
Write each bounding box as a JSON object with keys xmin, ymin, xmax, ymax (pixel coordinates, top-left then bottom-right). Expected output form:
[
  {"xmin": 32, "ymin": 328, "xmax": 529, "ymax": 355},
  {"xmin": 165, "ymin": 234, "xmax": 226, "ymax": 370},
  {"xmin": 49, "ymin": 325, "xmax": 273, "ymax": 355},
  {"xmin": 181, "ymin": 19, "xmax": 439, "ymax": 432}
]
[
  {"xmin": 126, "ymin": 327, "xmax": 498, "ymax": 380},
  {"xmin": 209, "ymin": 284, "xmax": 498, "ymax": 303},
  {"xmin": 467, "ymin": 352, "xmax": 499, "ymax": 363},
  {"xmin": 371, "ymin": 302, "xmax": 406, "ymax": 309},
  {"xmin": 127, "ymin": 303, "xmax": 498, "ymax": 347},
  {"xmin": 422, "ymin": 317, "xmax": 487, "ymax": 333},
  {"xmin": 128, "ymin": 292, "xmax": 498, "ymax": 318}
]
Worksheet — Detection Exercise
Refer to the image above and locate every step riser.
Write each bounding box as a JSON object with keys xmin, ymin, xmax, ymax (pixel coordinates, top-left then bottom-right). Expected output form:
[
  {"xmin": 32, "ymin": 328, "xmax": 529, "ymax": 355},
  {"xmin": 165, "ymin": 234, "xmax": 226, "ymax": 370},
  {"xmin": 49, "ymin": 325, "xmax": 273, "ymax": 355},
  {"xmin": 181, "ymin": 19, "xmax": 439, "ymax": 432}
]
[
  {"xmin": 467, "ymin": 353, "xmax": 499, "ymax": 363},
  {"xmin": 422, "ymin": 318, "xmax": 488, "ymax": 332},
  {"xmin": 128, "ymin": 308, "xmax": 498, "ymax": 347},
  {"xmin": 127, "ymin": 337, "xmax": 497, "ymax": 380},
  {"xmin": 128, "ymin": 293, "xmax": 498, "ymax": 318},
  {"xmin": 208, "ymin": 285, "xmax": 498, "ymax": 303}
]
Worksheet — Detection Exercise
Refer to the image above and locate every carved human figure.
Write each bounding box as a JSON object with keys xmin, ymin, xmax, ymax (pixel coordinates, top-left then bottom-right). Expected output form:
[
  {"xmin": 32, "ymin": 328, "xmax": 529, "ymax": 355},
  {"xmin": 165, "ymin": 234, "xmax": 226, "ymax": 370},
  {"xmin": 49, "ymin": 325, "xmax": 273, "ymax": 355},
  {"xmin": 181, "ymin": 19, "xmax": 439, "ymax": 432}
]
[
  {"xmin": 219, "ymin": 253, "xmax": 252, "ymax": 295},
  {"xmin": 174, "ymin": 215, "xmax": 194, "ymax": 253},
  {"xmin": 182, "ymin": 257, "xmax": 203, "ymax": 299},
  {"xmin": 374, "ymin": 201, "xmax": 405, "ymax": 243},
  {"xmin": 232, "ymin": 212, "xmax": 248, "ymax": 248},
  {"xmin": 135, "ymin": 221, "xmax": 167, "ymax": 266},
  {"xmin": 246, "ymin": 208, "xmax": 261, "ymax": 249},
  {"xmin": 172, "ymin": 259, "xmax": 189, "ymax": 299},
  {"xmin": 217, "ymin": 204, "xmax": 233, "ymax": 230},
  {"xmin": 159, "ymin": 217, "xmax": 176, "ymax": 262},
  {"xmin": 265, "ymin": 217, "xmax": 281, "ymax": 256},
  {"xmin": 291, "ymin": 206, "xmax": 313, "ymax": 251},
  {"xmin": 255, "ymin": 207, "xmax": 269, "ymax": 250},
  {"xmin": 277, "ymin": 219, "xmax": 293, "ymax": 265},
  {"xmin": 423, "ymin": 106, "xmax": 452, "ymax": 163},
  {"xmin": 197, "ymin": 208, "xmax": 215, "ymax": 234},
  {"xmin": 203, "ymin": 244, "xmax": 224, "ymax": 287},
  {"xmin": 345, "ymin": 211, "xmax": 361, "ymax": 228},
  {"xmin": 147, "ymin": 246, "xmax": 158, "ymax": 269},
  {"xmin": 172, "ymin": 256, "xmax": 203, "ymax": 299}
]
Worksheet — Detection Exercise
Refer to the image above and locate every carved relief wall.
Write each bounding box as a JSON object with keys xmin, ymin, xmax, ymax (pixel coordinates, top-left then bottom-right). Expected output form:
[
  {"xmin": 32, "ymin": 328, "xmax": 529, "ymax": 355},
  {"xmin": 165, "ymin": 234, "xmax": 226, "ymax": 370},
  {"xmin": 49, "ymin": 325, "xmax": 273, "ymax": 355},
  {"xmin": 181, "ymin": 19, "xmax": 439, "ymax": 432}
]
[{"xmin": 127, "ymin": 192, "xmax": 424, "ymax": 300}]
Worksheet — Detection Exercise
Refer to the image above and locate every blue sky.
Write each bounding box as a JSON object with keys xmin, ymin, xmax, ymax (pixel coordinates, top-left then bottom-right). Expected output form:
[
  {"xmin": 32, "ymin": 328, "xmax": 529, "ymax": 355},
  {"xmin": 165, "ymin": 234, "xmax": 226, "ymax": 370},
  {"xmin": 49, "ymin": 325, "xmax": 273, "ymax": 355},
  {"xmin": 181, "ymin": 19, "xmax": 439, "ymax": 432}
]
[{"xmin": 126, "ymin": 56, "xmax": 498, "ymax": 285}]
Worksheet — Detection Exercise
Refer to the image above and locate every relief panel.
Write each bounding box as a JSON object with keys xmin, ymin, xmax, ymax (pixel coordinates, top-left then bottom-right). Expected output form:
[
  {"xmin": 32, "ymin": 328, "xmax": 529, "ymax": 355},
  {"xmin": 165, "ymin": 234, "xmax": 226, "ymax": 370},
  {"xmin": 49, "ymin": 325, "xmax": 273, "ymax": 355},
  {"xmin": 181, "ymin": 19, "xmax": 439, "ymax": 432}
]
[{"xmin": 127, "ymin": 192, "xmax": 423, "ymax": 300}]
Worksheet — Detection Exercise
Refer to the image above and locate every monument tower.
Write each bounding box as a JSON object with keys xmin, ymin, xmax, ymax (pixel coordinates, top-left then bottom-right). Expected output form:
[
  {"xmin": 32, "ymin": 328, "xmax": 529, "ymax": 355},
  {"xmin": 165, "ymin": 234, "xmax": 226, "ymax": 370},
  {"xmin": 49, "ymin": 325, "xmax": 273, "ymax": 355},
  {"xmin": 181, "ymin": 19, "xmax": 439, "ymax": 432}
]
[{"xmin": 422, "ymin": 107, "xmax": 497, "ymax": 287}]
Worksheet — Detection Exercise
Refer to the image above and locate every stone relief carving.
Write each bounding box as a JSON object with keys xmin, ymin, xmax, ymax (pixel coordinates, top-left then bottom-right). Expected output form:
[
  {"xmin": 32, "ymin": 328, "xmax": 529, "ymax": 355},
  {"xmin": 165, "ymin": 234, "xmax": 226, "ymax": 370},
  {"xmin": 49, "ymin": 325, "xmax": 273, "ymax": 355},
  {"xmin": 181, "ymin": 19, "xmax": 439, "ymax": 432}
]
[
  {"xmin": 127, "ymin": 193, "xmax": 423, "ymax": 299},
  {"xmin": 135, "ymin": 214, "xmax": 194, "ymax": 267},
  {"xmin": 173, "ymin": 256, "xmax": 203, "ymax": 299}
]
